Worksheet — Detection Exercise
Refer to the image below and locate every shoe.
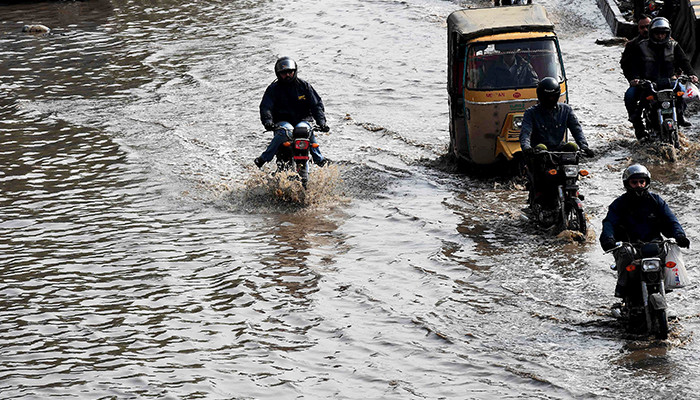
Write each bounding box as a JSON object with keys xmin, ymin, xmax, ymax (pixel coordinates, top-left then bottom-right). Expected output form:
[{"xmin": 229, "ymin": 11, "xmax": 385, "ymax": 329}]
[
  {"xmin": 254, "ymin": 157, "xmax": 265, "ymax": 168},
  {"xmin": 316, "ymin": 158, "xmax": 331, "ymax": 167}
]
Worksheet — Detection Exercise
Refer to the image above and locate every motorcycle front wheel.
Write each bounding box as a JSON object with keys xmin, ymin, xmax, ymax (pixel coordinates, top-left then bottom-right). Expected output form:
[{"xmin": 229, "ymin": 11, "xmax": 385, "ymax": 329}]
[
  {"xmin": 654, "ymin": 309, "xmax": 669, "ymax": 340},
  {"xmin": 564, "ymin": 201, "xmax": 587, "ymax": 234}
]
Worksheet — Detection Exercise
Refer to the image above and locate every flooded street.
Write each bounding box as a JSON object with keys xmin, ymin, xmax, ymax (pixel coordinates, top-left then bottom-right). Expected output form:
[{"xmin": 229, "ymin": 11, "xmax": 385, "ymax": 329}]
[{"xmin": 1, "ymin": 0, "xmax": 699, "ymax": 398}]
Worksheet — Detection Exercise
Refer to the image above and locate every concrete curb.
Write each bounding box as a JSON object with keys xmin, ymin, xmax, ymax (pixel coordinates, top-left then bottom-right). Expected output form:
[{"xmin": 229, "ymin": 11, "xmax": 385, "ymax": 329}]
[{"xmin": 596, "ymin": 0, "xmax": 636, "ymax": 38}]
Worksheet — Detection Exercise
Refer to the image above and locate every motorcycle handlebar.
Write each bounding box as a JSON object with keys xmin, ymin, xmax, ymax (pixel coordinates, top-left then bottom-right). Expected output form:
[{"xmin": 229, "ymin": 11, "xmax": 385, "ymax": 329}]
[{"xmin": 604, "ymin": 239, "xmax": 677, "ymax": 254}]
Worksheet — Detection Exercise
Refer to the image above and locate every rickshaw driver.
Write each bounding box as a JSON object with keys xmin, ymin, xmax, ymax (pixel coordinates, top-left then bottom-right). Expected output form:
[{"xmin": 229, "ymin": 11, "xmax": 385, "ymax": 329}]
[
  {"xmin": 520, "ymin": 77, "xmax": 594, "ymax": 204},
  {"xmin": 480, "ymin": 50, "xmax": 538, "ymax": 89}
]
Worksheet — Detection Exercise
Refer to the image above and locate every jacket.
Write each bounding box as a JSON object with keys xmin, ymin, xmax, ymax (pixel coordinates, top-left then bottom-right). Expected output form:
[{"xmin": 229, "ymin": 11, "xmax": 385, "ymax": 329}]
[
  {"xmin": 260, "ymin": 78, "xmax": 326, "ymax": 127},
  {"xmin": 519, "ymin": 103, "xmax": 589, "ymax": 150},
  {"xmin": 600, "ymin": 191, "xmax": 685, "ymax": 246},
  {"xmin": 628, "ymin": 39, "xmax": 695, "ymax": 82}
]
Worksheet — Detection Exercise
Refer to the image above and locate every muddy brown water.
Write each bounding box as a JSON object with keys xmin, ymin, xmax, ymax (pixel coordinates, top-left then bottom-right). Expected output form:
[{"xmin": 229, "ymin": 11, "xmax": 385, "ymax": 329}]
[{"xmin": 1, "ymin": 0, "xmax": 699, "ymax": 398}]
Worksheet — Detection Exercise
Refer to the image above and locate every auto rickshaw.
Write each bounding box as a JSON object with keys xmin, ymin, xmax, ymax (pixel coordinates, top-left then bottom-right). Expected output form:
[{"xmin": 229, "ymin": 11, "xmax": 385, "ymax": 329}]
[{"xmin": 447, "ymin": 5, "xmax": 568, "ymax": 166}]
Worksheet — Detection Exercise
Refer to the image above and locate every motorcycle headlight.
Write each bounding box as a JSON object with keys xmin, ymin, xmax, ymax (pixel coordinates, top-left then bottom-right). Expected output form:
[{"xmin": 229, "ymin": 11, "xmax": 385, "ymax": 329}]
[
  {"xmin": 564, "ymin": 165, "xmax": 579, "ymax": 178},
  {"xmin": 642, "ymin": 259, "xmax": 661, "ymax": 272},
  {"xmin": 661, "ymin": 101, "xmax": 671, "ymax": 109},
  {"xmin": 511, "ymin": 116, "xmax": 523, "ymax": 130}
]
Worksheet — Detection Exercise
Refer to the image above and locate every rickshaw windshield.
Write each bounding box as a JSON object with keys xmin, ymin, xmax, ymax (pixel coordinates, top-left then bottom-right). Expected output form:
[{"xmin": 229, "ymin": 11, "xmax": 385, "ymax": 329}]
[{"xmin": 466, "ymin": 38, "xmax": 564, "ymax": 90}]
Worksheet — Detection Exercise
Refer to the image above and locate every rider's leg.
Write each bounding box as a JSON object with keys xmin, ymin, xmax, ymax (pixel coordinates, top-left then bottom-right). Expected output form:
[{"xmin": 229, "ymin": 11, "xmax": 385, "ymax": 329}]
[
  {"xmin": 259, "ymin": 122, "xmax": 293, "ymax": 163},
  {"xmin": 625, "ymin": 86, "xmax": 646, "ymax": 139}
]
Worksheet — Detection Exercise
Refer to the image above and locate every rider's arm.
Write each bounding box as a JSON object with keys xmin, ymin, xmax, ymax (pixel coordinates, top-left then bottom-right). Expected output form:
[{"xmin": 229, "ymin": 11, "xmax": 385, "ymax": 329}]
[
  {"xmin": 565, "ymin": 107, "xmax": 589, "ymax": 149},
  {"xmin": 673, "ymin": 43, "xmax": 697, "ymax": 79},
  {"xmin": 600, "ymin": 199, "xmax": 623, "ymax": 249},
  {"xmin": 519, "ymin": 108, "xmax": 534, "ymax": 149},
  {"xmin": 654, "ymin": 193, "xmax": 686, "ymax": 240},
  {"xmin": 260, "ymin": 84, "xmax": 276, "ymax": 126},
  {"xmin": 307, "ymin": 83, "xmax": 327, "ymax": 127}
]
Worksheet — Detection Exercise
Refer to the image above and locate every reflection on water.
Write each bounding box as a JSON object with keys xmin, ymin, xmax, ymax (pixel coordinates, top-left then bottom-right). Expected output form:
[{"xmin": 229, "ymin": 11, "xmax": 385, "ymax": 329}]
[{"xmin": 2, "ymin": 0, "xmax": 700, "ymax": 398}]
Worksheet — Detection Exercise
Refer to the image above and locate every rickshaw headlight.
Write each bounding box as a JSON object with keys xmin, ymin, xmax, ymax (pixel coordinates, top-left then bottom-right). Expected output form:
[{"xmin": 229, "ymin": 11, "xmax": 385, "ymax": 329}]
[
  {"xmin": 511, "ymin": 116, "xmax": 523, "ymax": 130},
  {"xmin": 661, "ymin": 101, "xmax": 671, "ymax": 109},
  {"xmin": 642, "ymin": 259, "xmax": 661, "ymax": 272}
]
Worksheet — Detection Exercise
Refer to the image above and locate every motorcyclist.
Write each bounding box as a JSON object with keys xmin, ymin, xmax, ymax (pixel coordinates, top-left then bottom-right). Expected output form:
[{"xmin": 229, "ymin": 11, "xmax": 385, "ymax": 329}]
[
  {"xmin": 626, "ymin": 17, "xmax": 698, "ymax": 135},
  {"xmin": 254, "ymin": 57, "xmax": 330, "ymax": 168},
  {"xmin": 520, "ymin": 77, "xmax": 594, "ymax": 206},
  {"xmin": 620, "ymin": 15, "xmax": 651, "ymax": 139},
  {"xmin": 600, "ymin": 164, "xmax": 690, "ymax": 297}
]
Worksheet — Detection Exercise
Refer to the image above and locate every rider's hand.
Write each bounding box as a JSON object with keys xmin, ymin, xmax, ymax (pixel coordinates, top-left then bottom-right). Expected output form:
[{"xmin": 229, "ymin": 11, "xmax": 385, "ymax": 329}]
[
  {"xmin": 676, "ymin": 235, "xmax": 690, "ymax": 248},
  {"xmin": 630, "ymin": 79, "xmax": 640, "ymax": 87},
  {"xmin": 521, "ymin": 146, "xmax": 533, "ymax": 155},
  {"xmin": 263, "ymin": 122, "xmax": 277, "ymax": 131},
  {"xmin": 601, "ymin": 238, "xmax": 617, "ymax": 251},
  {"xmin": 581, "ymin": 147, "xmax": 595, "ymax": 157},
  {"xmin": 691, "ymin": 75, "xmax": 699, "ymax": 84},
  {"xmin": 318, "ymin": 124, "xmax": 330, "ymax": 132}
]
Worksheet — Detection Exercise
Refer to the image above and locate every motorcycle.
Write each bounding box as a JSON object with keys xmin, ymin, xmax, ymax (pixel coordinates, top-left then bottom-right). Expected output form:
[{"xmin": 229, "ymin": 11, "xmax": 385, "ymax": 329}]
[
  {"xmin": 526, "ymin": 149, "xmax": 588, "ymax": 234},
  {"xmin": 273, "ymin": 123, "xmax": 319, "ymax": 189},
  {"xmin": 605, "ymin": 240, "xmax": 678, "ymax": 339},
  {"xmin": 636, "ymin": 75, "xmax": 689, "ymax": 151}
]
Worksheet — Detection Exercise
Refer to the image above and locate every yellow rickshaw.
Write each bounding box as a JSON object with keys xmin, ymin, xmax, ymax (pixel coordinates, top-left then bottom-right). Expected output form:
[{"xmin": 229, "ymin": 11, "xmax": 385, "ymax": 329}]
[{"xmin": 447, "ymin": 5, "xmax": 568, "ymax": 166}]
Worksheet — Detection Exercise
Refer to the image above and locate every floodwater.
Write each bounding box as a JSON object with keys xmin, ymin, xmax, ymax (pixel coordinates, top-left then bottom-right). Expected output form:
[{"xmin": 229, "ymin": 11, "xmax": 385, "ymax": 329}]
[{"xmin": 1, "ymin": 0, "xmax": 699, "ymax": 398}]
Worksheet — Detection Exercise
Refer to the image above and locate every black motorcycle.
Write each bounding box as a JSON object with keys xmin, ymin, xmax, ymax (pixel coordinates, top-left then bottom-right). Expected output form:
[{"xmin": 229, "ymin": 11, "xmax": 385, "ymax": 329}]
[
  {"xmin": 636, "ymin": 75, "xmax": 689, "ymax": 151},
  {"xmin": 526, "ymin": 150, "xmax": 588, "ymax": 234},
  {"xmin": 605, "ymin": 240, "xmax": 676, "ymax": 339},
  {"xmin": 274, "ymin": 124, "xmax": 318, "ymax": 189}
]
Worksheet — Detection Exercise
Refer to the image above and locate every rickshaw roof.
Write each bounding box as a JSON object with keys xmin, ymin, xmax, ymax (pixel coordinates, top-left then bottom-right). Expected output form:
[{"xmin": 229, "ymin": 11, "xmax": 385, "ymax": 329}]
[{"xmin": 447, "ymin": 5, "xmax": 554, "ymax": 43}]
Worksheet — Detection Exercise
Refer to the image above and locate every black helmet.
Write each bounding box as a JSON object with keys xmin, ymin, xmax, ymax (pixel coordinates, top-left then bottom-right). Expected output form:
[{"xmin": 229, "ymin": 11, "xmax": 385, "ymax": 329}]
[
  {"xmin": 274, "ymin": 57, "xmax": 297, "ymax": 81},
  {"xmin": 649, "ymin": 17, "xmax": 671, "ymax": 45},
  {"xmin": 536, "ymin": 77, "xmax": 561, "ymax": 109},
  {"xmin": 622, "ymin": 164, "xmax": 651, "ymax": 196}
]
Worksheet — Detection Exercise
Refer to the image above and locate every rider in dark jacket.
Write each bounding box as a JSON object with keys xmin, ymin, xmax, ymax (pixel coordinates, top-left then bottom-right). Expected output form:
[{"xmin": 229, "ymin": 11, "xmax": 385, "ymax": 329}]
[
  {"xmin": 519, "ymin": 78, "xmax": 593, "ymax": 154},
  {"xmin": 254, "ymin": 57, "xmax": 330, "ymax": 168},
  {"xmin": 625, "ymin": 17, "xmax": 698, "ymax": 133},
  {"xmin": 600, "ymin": 164, "xmax": 690, "ymax": 297},
  {"xmin": 621, "ymin": 15, "xmax": 651, "ymax": 139}
]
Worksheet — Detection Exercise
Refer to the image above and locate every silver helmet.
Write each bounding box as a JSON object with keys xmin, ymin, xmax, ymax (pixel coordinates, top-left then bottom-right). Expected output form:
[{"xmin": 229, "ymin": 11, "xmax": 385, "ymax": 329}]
[
  {"xmin": 274, "ymin": 57, "xmax": 297, "ymax": 81},
  {"xmin": 622, "ymin": 164, "xmax": 651, "ymax": 195},
  {"xmin": 649, "ymin": 17, "xmax": 671, "ymax": 45}
]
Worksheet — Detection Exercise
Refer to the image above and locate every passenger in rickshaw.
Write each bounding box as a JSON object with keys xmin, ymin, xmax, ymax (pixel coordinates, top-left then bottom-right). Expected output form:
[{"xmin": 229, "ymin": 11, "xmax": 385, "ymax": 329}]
[
  {"xmin": 480, "ymin": 50, "xmax": 539, "ymax": 89},
  {"xmin": 520, "ymin": 77, "xmax": 594, "ymax": 205}
]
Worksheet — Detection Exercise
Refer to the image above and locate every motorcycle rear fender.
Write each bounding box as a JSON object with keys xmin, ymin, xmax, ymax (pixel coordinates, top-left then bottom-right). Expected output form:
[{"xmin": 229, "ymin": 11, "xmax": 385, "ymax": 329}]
[{"xmin": 649, "ymin": 292, "xmax": 667, "ymax": 311}]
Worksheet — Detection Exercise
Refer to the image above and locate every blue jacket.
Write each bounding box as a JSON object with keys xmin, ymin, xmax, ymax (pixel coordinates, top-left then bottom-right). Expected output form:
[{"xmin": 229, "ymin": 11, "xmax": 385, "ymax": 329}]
[
  {"xmin": 519, "ymin": 103, "xmax": 589, "ymax": 150},
  {"xmin": 259, "ymin": 78, "xmax": 326, "ymax": 127},
  {"xmin": 600, "ymin": 191, "xmax": 685, "ymax": 246}
]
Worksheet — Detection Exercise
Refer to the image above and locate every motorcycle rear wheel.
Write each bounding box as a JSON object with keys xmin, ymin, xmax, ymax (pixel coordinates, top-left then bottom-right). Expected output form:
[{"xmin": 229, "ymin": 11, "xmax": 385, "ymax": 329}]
[{"xmin": 296, "ymin": 162, "xmax": 309, "ymax": 189}]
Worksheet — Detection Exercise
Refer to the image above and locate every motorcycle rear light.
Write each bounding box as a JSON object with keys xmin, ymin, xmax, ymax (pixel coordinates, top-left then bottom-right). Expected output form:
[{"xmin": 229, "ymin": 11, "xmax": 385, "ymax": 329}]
[
  {"xmin": 282, "ymin": 141, "xmax": 292, "ymax": 147},
  {"xmin": 661, "ymin": 101, "xmax": 671, "ymax": 109},
  {"xmin": 666, "ymin": 261, "xmax": 677, "ymax": 268},
  {"xmin": 646, "ymin": 95, "xmax": 654, "ymax": 101},
  {"xmin": 295, "ymin": 140, "xmax": 309, "ymax": 150},
  {"xmin": 547, "ymin": 169, "xmax": 557, "ymax": 176},
  {"xmin": 626, "ymin": 265, "xmax": 636, "ymax": 272},
  {"xmin": 579, "ymin": 170, "xmax": 589, "ymax": 176}
]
